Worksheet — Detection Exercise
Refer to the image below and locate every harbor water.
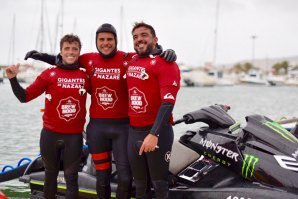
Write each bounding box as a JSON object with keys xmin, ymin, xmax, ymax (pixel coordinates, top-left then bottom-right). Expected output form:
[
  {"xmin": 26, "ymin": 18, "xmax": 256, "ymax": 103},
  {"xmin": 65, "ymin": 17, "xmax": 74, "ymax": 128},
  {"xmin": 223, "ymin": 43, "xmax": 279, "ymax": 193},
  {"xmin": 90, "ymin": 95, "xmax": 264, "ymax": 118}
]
[{"xmin": 0, "ymin": 80, "xmax": 298, "ymax": 198}]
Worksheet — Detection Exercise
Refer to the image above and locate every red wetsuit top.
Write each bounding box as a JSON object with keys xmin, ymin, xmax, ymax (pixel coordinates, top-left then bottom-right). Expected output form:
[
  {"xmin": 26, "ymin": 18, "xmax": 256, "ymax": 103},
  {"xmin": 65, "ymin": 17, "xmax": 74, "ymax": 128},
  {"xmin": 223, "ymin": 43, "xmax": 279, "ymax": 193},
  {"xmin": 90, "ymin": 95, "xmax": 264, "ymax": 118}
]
[
  {"xmin": 25, "ymin": 66, "xmax": 90, "ymax": 134},
  {"xmin": 79, "ymin": 51, "xmax": 133, "ymax": 119},
  {"xmin": 126, "ymin": 55, "xmax": 181, "ymax": 127}
]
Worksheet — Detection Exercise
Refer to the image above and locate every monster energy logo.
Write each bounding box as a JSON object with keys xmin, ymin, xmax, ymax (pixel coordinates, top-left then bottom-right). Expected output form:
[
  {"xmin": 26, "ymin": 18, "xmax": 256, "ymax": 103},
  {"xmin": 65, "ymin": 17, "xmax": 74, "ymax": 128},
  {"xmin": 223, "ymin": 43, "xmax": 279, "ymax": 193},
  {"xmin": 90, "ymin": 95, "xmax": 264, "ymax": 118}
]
[
  {"xmin": 242, "ymin": 154, "xmax": 259, "ymax": 178},
  {"xmin": 265, "ymin": 121, "xmax": 298, "ymax": 143}
]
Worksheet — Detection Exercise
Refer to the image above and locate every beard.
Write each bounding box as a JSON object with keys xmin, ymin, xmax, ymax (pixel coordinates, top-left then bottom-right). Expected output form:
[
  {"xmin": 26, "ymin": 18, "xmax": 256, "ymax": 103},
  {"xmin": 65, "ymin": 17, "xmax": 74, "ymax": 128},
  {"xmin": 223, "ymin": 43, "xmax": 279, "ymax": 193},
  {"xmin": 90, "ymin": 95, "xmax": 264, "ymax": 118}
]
[{"xmin": 134, "ymin": 42, "xmax": 155, "ymax": 57}]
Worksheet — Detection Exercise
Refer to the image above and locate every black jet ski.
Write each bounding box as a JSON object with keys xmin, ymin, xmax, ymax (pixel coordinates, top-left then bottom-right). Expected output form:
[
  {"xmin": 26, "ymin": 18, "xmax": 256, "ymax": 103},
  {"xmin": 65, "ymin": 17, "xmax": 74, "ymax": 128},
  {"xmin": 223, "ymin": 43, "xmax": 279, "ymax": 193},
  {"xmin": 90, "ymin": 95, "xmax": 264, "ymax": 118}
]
[{"xmin": 2, "ymin": 104, "xmax": 298, "ymax": 198}]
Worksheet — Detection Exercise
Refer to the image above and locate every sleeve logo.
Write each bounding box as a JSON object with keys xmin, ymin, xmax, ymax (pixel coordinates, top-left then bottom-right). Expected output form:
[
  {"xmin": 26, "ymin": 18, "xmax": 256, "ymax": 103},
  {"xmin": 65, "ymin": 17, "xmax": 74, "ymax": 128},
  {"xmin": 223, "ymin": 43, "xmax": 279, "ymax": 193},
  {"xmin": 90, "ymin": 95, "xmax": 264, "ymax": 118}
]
[{"xmin": 163, "ymin": 93, "xmax": 175, "ymax": 100}]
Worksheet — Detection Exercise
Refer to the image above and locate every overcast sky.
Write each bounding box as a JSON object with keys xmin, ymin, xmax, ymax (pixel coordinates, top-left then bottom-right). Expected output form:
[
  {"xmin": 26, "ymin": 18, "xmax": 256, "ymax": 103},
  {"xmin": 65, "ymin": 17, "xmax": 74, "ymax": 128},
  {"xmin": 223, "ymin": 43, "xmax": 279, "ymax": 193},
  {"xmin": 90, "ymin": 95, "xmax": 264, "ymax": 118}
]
[{"xmin": 1, "ymin": 0, "xmax": 298, "ymax": 67}]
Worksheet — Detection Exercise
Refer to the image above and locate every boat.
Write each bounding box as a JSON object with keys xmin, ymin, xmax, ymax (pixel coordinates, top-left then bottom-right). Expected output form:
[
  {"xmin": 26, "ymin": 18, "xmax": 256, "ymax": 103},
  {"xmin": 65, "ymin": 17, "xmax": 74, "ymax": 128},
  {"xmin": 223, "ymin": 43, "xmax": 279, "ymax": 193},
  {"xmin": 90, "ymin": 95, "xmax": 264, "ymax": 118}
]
[
  {"xmin": 186, "ymin": 70, "xmax": 216, "ymax": 87},
  {"xmin": 239, "ymin": 70, "xmax": 268, "ymax": 85},
  {"xmin": 285, "ymin": 67, "xmax": 298, "ymax": 86},
  {"xmin": 207, "ymin": 70, "xmax": 235, "ymax": 86}
]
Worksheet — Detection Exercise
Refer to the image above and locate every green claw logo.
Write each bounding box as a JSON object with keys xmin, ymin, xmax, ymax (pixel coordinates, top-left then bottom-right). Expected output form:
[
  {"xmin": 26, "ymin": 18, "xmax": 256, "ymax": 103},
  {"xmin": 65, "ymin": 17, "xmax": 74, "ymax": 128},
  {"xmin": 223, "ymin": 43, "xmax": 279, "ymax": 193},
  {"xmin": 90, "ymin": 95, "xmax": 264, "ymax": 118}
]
[{"xmin": 242, "ymin": 154, "xmax": 259, "ymax": 178}]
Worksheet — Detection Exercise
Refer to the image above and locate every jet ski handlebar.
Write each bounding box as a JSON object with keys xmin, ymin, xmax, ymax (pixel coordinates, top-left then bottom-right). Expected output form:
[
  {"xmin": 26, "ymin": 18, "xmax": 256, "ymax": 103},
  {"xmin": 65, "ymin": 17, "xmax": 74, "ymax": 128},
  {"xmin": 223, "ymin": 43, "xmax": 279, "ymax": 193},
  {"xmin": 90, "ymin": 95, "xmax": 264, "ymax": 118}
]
[
  {"xmin": 173, "ymin": 118, "xmax": 186, "ymax": 125},
  {"xmin": 173, "ymin": 104, "xmax": 233, "ymax": 127}
]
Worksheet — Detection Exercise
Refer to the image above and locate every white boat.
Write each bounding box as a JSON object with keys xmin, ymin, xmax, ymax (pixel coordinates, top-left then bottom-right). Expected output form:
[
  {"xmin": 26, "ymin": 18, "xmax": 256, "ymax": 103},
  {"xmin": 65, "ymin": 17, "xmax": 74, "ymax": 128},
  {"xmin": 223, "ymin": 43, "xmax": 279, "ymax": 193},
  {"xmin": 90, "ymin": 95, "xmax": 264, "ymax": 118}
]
[
  {"xmin": 207, "ymin": 70, "xmax": 235, "ymax": 86},
  {"xmin": 285, "ymin": 76, "xmax": 298, "ymax": 86},
  {"xmin": 186, "ymin": 70, "xmax": 216, "ymax": 87},
  {"xmin": 239, "ymin": 70, "xmax": 268, "ymax": 85},
  {"xmin": 179, "ymin": 67, "xmax": 192, "ymax": 87},
  {"xmin": 285, "ymin": 66, "xmax": 298, "ymax": 86}
]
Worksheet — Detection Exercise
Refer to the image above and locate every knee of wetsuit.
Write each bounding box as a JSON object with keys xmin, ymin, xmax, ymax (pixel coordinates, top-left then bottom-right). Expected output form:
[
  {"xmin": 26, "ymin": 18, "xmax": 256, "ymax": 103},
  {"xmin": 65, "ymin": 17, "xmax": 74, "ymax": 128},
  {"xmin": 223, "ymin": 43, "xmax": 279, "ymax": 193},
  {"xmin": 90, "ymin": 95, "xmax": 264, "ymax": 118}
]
[
  {"xmin": 64, "ymin": 170, "xmax": 78, "ymax": 182},
  {"xmin": 116, "ymin": 168, "xmax": 132, "ymax": 190},
  {"xmin": 152, "ymin": 180, "xmax": 169, "ymax": 199},
  {"xmin": 64, "ymin": 172, "xmax": 79, "ymax": 192},
  {"xmin": 117, "ymin": 176, "xmax": 132, "ymax": 192}
]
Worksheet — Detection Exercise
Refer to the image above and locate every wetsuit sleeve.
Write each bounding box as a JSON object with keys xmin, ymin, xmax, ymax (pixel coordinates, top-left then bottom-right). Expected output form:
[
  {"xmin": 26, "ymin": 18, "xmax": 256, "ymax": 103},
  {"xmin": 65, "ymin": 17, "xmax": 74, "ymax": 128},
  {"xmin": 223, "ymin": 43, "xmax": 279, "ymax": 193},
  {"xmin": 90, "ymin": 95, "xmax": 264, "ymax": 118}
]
[
  {"xmin": 158, "ymin": 59, "xmax": 180, "ymax": 104},
  {"xmin": 150, "ymin": 102, "xmax": 174, "ymax": 136},
  {"xmin": 150, "ymin": 58, "xmax": 181, "ymax": 136},
  {"xmin": 31, "ymin": 53, "xmax": 56, "ymax": 65},
  {"xmin": 9, "ymin": 77, "xmax": 27, "ymax": 103}
]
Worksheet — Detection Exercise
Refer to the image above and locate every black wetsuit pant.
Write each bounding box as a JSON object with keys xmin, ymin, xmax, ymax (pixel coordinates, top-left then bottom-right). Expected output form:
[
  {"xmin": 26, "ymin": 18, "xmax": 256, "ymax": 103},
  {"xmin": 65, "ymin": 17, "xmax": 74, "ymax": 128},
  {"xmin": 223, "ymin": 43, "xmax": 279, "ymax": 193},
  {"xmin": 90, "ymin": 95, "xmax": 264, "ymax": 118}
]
[
  {"xmin": 40, "ymin": 128, "xmax": 83, "ymax": 199},
  {"xmin": 127, "ymin": 124, "xmax": 174, "ymax": 199},
  {"xmin": 86, "ymin": 118, "xmax": 132, "ymax": 199}
]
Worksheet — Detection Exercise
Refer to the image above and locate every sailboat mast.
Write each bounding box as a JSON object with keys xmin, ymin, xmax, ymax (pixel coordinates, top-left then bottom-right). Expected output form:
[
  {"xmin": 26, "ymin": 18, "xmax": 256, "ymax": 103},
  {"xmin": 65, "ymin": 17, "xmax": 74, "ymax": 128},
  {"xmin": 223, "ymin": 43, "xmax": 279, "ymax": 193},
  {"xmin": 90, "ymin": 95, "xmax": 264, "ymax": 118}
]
[
  {"xmin": 212, "ymin": 0, "xmax": 220, "ymax": 67},
  {"xmin": 8, "ymin": 14, "xmax": 16, "ymax": 65},
  {"xmin": 53, "ymin": 0, "xmax": 64, "ymax": 53},
  {"xmin": 119, "ymin": 5, "xmax": 124, "ymax": 50},
  {"xmin": 40, "ymin": 0, "xmax": 45, "ymax": 52}
]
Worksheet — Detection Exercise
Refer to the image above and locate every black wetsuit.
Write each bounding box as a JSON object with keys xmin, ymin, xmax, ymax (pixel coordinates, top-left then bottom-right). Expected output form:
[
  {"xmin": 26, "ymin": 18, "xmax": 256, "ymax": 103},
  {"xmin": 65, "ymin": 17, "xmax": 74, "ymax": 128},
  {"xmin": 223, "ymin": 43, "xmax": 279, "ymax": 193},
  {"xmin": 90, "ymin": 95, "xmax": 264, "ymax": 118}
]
[
  {"xmin": 86, "ymin": 118, "xmax": 132, "ymax": 199},
  {"xmin": 127, "ymin": 124, "xmax": 174, "ymax": 199},
  {"xmin": 9, "ymin": 56, "xmax": 89, "ymax": 199},
  {"xmin": 40, "ymin": 128, "xmax": 83, "ymax": 198}
]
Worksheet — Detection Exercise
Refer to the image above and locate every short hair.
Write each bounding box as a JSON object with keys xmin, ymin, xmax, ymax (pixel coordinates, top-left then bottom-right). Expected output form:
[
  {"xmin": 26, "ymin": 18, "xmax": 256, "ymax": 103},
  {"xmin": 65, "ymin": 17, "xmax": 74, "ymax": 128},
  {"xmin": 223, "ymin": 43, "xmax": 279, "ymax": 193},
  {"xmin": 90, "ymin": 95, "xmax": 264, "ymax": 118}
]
[
  {"xmin": 131, "ymin": 22, "xmax": 156, "ymax": 37},
  {"xmin": 60, "ymin": 34, "xmax": 82, "ymax": 50}
]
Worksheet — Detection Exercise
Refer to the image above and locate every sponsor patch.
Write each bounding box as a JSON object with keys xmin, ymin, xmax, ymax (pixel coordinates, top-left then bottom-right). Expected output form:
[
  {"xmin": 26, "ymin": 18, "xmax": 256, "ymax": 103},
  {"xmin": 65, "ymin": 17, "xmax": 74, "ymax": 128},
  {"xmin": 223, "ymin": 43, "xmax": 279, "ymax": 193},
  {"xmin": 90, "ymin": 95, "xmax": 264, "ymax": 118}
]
[
  {"xmin": 57, "ymin": 97, "xmax": 80, "ymax": 121},
  {"xmin": 274, "ymin": 155, "xmax": 298, "ymax": 171},
  {"xmin": 163, "ymin": 93, "xmax": 175, "ymax": 100},
  {"xmin": 96, "ymin": 87, "xmax": 118, "ymax": 110},
  {"xmin": 129, "ymin": 87, "xmax": 148, "ymax": 113},
  {"xmin": 165, "ymin": 151, "xmax": 171, "ymax": 162},
  {"xmin": 241, "ymin": 154, "xmax": 259, "ymax": 178}
]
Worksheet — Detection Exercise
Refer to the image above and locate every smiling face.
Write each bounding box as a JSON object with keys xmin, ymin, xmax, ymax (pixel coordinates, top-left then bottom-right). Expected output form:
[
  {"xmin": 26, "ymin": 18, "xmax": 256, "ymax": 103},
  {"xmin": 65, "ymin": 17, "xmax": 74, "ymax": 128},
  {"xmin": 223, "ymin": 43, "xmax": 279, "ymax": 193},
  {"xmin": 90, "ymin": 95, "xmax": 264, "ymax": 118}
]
[
  {"xmin": 132, "ymin": 26, "xmax": 158, "ymax": 56},
  {"xmin": 96, "ymin": 32, "xmax": 116, "ymax": 56},
  {"xmin": 60, "ymin": 41, "xmax": 80, "ymax": 65}
]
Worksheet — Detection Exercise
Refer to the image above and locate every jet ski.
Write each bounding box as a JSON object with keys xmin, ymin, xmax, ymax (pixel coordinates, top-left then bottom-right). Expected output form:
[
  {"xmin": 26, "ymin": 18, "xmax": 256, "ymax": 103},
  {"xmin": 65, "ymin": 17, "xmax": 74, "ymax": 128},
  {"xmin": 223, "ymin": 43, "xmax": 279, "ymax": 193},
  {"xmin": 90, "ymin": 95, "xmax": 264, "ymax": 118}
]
[{"xmin": 2, "ymin": 104, "xmax": 298, "ymax": 198}]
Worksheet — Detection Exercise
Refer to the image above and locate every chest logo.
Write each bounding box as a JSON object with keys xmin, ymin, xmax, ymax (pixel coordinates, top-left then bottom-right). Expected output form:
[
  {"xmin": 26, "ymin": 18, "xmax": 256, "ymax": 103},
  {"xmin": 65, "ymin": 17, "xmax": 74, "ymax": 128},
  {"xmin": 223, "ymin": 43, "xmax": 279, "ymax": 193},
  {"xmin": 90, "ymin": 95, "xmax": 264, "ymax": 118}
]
[
  {"xmin": 96, "ymin": 87, "xmax": 118, "ymax": 110},
  {"xmin": 57, "ymin": 97, "xmax": 80, "ymax": 121},
  {"xmin": 129, "ymin": 87, "xmax": 148, "ymax": 113}
]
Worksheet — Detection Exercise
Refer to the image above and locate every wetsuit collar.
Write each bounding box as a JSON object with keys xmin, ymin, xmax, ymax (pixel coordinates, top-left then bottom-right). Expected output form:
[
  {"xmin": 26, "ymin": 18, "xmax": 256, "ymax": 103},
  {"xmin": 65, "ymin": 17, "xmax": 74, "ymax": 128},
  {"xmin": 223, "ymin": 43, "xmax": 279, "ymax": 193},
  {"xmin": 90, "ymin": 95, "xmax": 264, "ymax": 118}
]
[{"xmin": 55, "ymin": 54, "xmax": 80, "ymax": 70}]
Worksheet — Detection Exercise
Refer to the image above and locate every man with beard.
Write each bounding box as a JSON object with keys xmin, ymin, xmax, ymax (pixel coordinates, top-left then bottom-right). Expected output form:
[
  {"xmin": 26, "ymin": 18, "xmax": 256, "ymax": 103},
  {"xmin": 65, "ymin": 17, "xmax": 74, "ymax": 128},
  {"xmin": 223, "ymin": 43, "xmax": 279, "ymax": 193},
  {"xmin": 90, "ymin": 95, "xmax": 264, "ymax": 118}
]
[{"xmin": 126, "ymin": 22, "xmax": 180, "ymax": 199}]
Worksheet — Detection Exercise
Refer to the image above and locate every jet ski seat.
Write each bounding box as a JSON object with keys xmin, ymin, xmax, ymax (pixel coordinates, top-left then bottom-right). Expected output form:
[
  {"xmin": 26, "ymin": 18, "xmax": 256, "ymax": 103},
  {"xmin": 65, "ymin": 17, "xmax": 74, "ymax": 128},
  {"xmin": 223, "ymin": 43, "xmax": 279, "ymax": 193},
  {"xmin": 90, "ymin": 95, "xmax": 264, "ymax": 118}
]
[{"xmin": 169, "ymin": 139, "xmax": 200, "ymax": 175}]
